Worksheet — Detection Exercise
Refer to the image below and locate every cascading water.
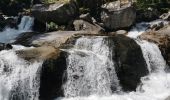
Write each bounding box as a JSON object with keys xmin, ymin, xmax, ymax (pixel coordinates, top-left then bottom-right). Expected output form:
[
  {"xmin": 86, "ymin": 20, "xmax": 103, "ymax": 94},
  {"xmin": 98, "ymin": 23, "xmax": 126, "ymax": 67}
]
[
  {"xmin": 0, "ymin": 16, "xmax": 34, "ymax": 43},
  {"xmin": 0, "ymin": 46, "xmax": 43, "ymax": 100},
  {"xmin": 63, "ymin": 36, "xmax": 121, "ymax": 97},
  {"xmin": 58, "ymin": 20, "xmax": 170, "ymax": 100},
  {"xmin": 0, "ymin": 15, "xmax": 43, "ymax": 100}
]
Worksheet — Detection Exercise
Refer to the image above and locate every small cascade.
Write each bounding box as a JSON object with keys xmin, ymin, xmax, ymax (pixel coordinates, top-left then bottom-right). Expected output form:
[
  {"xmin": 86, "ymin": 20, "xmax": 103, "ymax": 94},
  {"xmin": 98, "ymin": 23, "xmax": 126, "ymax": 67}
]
[
  {"xmin": 128, "ymin": 20, "xmax": 168, "ymax": 72},
  {"xmin": 63, "ymin": 36, "xmax": 121, "ymax": 97},
  {"xmin": 0, "ymin": 16, "xmax": 34, "ymax": 43},
  {"xmin": 0, "ymin": 46, "xmax": 42, "ymax": 100},
  {"xmin": 18, "ymin": 16, "xmax": 34, "ymax": 31}
]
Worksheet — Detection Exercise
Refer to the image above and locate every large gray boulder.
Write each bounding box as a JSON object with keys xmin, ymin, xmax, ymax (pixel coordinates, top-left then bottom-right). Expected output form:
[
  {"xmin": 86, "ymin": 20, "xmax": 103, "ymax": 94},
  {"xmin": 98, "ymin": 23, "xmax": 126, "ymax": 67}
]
[
  {"xmin": 31, "ymin": 0, "xmax": 79, "ymax": 25},
  {"xmin": 101, "ymin": 1, "xmax": 136, "ymax": 30}
]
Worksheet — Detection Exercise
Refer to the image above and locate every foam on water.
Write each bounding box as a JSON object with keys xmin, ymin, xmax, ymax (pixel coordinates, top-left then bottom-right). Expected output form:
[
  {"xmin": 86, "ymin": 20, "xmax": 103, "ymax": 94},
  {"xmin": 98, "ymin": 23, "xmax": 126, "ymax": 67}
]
[
  {"xmin": 0, "ymin": 46, "xmax": 43, "ymax": 100},
  {"xmin": 0, "ymin": 16, "xmax": 34, "ymax": 43}
]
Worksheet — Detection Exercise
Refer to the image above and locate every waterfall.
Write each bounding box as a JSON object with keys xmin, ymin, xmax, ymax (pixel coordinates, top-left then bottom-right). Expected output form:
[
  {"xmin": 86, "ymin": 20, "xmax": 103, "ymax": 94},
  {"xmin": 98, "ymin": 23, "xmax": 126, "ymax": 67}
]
[
  {"xmin": 18, "ymin": 16, "xmax": 34, "ymax": 31},
  {"xmin": 63, "ymin": 36, "xmax": 121, "ymax": 97},
  {"xmin": 0, "ymin": 46, "xmax": 42, "ymax": 100},
  {"xmin": 58, "ymin": 20, "xmax": 170, "ymax": 100},
  {"xmin": 0, "ymin": 16, "xmax": 34, "ymax": 43}
]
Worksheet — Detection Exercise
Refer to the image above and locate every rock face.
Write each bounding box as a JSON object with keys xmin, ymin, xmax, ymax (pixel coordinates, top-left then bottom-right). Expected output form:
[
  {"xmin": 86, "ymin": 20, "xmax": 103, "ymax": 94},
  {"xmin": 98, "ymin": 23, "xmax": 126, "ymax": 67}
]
[
  {"xmin": 100, "ymin": 1, "xmax": 136, "ymax": 31},
  {"xmin": 31, "ymin": 0, "xmax": 79, "ymax": 25},
  {"xmin": 113, "ymin": 34, "xmax": 148, "ymax": 91},
  {"xmin": 39, "ymin": 51, "xmax": 67, "ymax": 100},
  {"xmin": 139, "ymin": 25, "xmax": 170, "ymax": 66}
]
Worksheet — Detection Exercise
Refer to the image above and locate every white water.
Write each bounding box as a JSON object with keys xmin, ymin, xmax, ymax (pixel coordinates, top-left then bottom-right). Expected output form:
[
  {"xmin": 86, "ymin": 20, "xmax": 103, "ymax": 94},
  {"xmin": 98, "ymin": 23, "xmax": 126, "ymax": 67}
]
[
  {"xmin": 0, "ymin": 16, "xmax": 34, "ymax": 43},
  {"xmin": 63, "ymin": 37, "xmax": 121, "ymax": 97},
  {"xmin": 0, "ymin": 46, "xmax": 43, "ymax": 100},
  {"xmin": 58, "ymin": 20, "xmax": 170, "ymax": 100}
]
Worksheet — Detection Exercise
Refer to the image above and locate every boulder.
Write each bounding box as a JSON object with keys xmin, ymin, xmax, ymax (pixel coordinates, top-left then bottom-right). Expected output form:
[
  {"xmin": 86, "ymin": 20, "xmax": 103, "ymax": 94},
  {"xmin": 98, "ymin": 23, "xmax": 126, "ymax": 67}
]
[
  {"xmin": 31, "ymin": 0, "xmax": 79, "ymax": 25},
  {"xmin": 139, "ymin": 25, "xmax": 170, "ymax": 66},
  {"xmin": 101, "ymin": 1, "xmax": 136, "ymax": 31},
  {"xmin": 113, "ymin": 34, "xmax": 148, "ymax": 91},
  {"xmin": 73, "ymin": 19, "xmax": 104, "ymax": 33},
  {"xmin": 14, "ymin": 31, "xmax": 98, "ymax": 47},
  {"xmin": 0, "ymin": 43, "xmax": 13, "ymax": 51}
]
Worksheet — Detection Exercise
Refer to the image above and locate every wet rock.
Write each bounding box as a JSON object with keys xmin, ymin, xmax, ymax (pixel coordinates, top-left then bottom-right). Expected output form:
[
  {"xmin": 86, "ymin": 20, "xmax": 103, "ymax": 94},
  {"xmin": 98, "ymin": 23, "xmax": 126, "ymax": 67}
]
[
  {"xmin": 113, "ymin": 34, "xmax": 148, "ymax": 91},
  {"xmin": 0, "ymin": 43, "xmax": 13, "ymax": 51},
  {"xmin": 101, "ymin": 1, "xmax": 136, "ymax": 31},
  {"xmin": 14, "ymin": 32, "xmax": 41, "ymax": 46},
  {"xmin": 39, "ymin": 51, "xmax": 67, "ymax": 100},
  {"xmin": 31, "ymin": 0, "xmax": 79, "ymax": 25}
]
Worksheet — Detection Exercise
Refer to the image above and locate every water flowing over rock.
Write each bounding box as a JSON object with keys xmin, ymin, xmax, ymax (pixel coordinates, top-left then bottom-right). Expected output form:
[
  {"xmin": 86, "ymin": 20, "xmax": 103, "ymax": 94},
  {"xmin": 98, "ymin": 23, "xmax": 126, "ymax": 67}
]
[
  {"xmin": 31, "ymin": 0, "xmax": 79, "ymax": 25},
  {"xmin": 139, "ymin": 25, "xmax": 170, "ymax": 66},
  {"xmin": 63, "ymin": 36, "xmax": 121, "ymax": 97},
  {"xmin": 0, "ymin": 16, "xmax": 34, "ymax": 43},
  {"xmin": 0, "ymin": 46, "xmax": 43, "ymax": 100},
  {"xmin": 100, "ymin": 1, "xmax": 136, "ymax": 31}
]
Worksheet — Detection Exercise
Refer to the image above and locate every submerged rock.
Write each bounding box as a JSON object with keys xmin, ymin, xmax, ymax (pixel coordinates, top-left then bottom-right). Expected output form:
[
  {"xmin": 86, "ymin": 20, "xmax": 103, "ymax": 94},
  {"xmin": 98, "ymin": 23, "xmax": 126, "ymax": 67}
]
[
  {"xmin": 31, "ymin": 0, "xmax": 79, "ymax": 25},
  {"xmin": 101, "ymin": 1, "xmax": 136, "ymax": 31}
]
